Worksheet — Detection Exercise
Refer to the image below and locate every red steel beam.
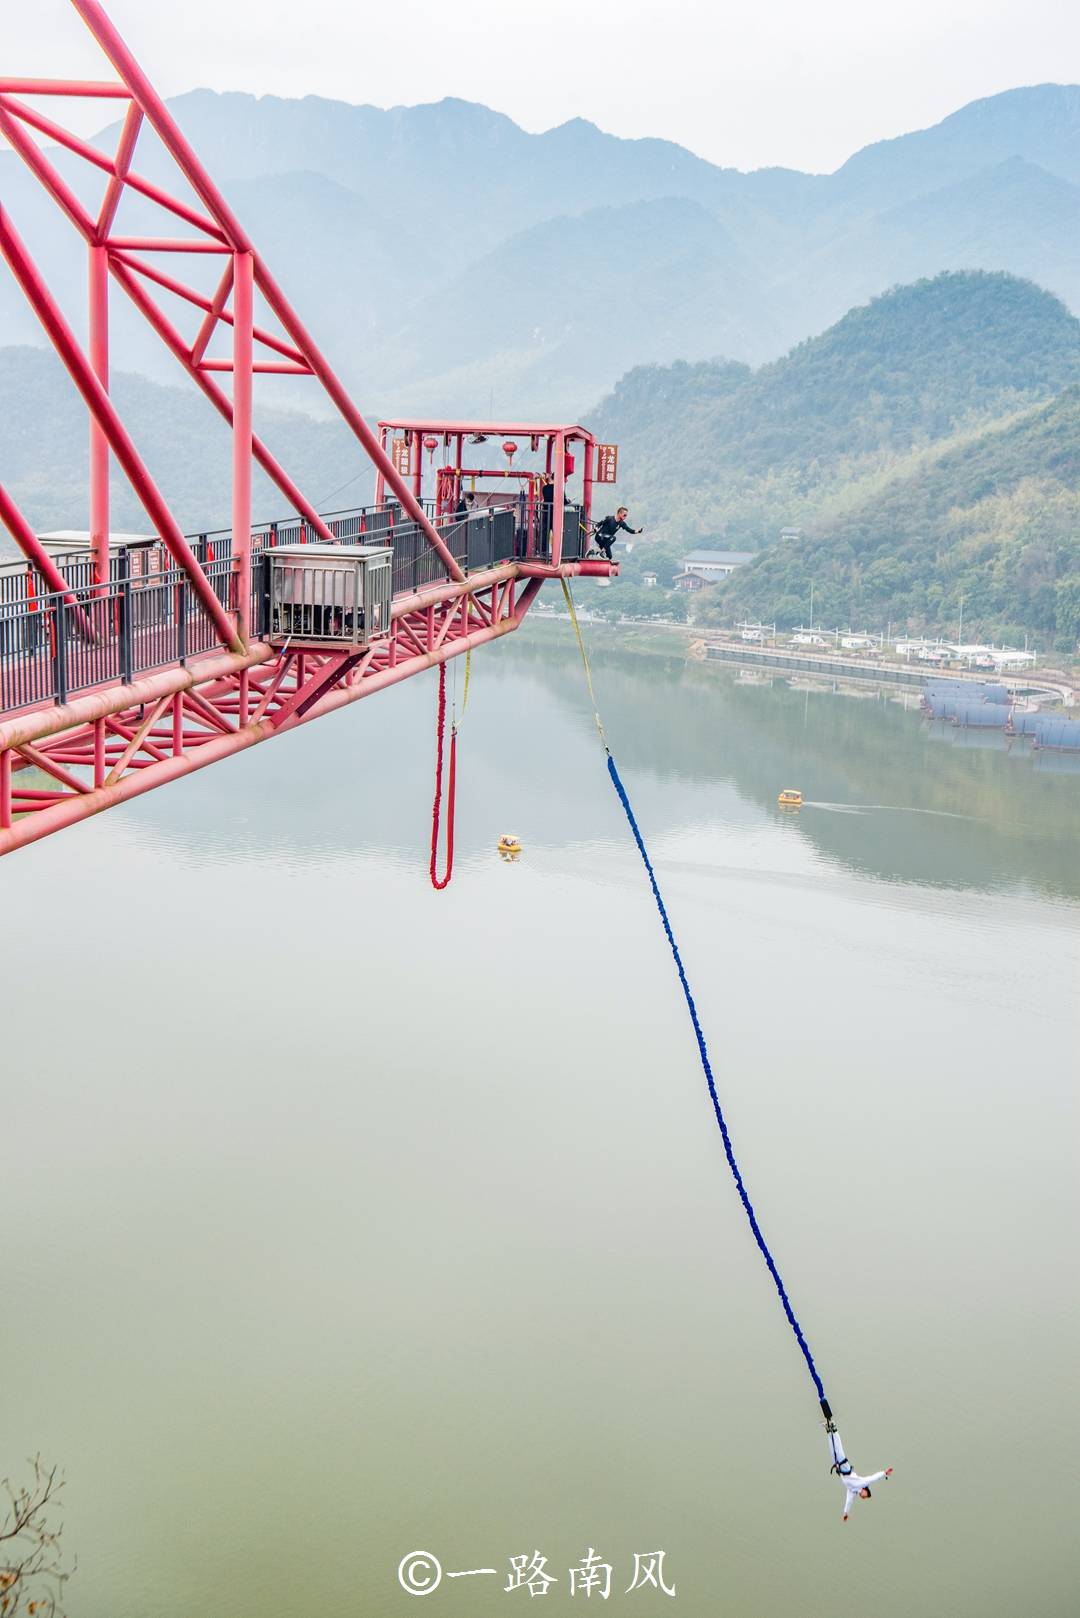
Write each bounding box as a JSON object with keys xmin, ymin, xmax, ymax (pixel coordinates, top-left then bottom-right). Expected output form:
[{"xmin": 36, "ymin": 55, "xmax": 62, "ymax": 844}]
[
  {"xmin": 97, "ymin": 99, "xmax": 143, "ymax": 237},
  {"xmin": 0, "ymin": 93, "xmax": 223, "ymax": 240},
  {"xmin": 110, "ymin": 252, "xmax": 306, "ymax": 365},
  {"xmin": 0, "ymin": 207, "xmax": 241, "ymax": 651},
  {"xmin": 0, "ymin": 92, "xmax": 119, "ymax": 179},
  {"xmin": 200, "ymin": 361, "xmax": 312, "ymax": 375},
  {"xmin": 0, "ymin": 92, "xmax": 223, "ymax": 239},
  {"xmin": 0, "ymin": 553, "xmax": 599, "ymax": 757},
  {"xmin": 0, "ymin": 601, "xmax": 536, "ymax": 857},
  {"xmin": 232, "ymin": 250, "xmax": 253, "ymax": 642},
  {"xmin": 106, "ymin": 236, "xmax": 230, "ymax": 252},
  {"xmin": 70, "ymin": 0, "xmax": 464, "ymax": 584},
  {"xmin": 189, "ymin": 259, "xmax": 234, "ymax": 366},
  {"xmin": 0, "ymin": 100, "xmax": 97, "ymax": 239},
  {"xmin": 88, "ymin": 242, "xmax": 110, "ymax": 583},
  {"xmin": 255, "ymin": 263, "xmax": 466, "ymax": 580},
  {"xmin": 0, "ymin": 78, "xmax": 129, "ymax": 95},
  {"xmin": 107, "ymin": 256, "xmax": 336, "ymax": 542},
  {"xmin": 0, "ymin": 483, "xmax": 96, "ymax": 638}
]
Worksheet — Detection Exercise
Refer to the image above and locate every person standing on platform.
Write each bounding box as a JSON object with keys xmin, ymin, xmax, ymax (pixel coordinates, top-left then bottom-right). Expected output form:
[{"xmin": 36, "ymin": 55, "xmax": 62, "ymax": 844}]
[{"xmin": 592, "ymin": 506, "xmax": 642, "ymax": 561}]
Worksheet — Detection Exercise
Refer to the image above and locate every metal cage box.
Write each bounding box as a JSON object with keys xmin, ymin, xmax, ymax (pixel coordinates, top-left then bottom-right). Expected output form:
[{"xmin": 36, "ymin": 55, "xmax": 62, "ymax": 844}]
[{"xmin": 266, "ymin": 544, "xmax": 393, "ymax": 647}]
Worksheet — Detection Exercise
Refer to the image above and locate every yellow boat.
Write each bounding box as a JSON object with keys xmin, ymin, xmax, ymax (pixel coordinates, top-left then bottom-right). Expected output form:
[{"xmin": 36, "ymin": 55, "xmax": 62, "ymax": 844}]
[{"xmin": 777, "ymin": 788, "xmax": 803, "ymax": 808}]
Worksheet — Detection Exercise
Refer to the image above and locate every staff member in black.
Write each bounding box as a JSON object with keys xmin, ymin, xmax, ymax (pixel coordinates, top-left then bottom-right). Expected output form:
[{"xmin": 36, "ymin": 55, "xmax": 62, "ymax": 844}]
[
  {"xmin": 539, "ymin": 473, "xmax": 555, "ymax": 542},
  {"xmin": 592, "ymin": 506, "xmax": 642, "ymax": 560}
]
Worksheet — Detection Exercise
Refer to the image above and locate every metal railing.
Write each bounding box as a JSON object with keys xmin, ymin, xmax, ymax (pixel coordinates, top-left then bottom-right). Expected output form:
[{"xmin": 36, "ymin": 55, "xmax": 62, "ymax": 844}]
[
  {"xmin": 0, "ymin": 500, "xmax": 589, "ymax": 716},
  {"xmin": 0, "ymin": 557, "xmax": 234, "ymax": 713}
]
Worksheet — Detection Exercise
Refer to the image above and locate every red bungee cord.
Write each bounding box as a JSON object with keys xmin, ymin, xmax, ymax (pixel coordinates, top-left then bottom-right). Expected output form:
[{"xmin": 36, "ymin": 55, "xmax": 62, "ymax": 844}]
[{"xmin": 429, "ymin": 662, "xmax": 457, "ymax": 890}]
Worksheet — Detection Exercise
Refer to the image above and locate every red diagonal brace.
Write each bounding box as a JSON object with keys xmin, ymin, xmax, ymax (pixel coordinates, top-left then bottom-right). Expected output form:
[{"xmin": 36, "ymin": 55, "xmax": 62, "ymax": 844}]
[
  {"xmin": 71, "ymin": 0, "xmax": 465, "ymax": 585},
  {"xmin": 269, "ymin": 652, "xmax": 364, "ymax": 728},
  {"xmin": 0, "ymin": 483, "xmax": 96, "ymax": 641},
  {"xmin": 107, "ymin": 256, "xmax": 336, "ymax": 542},
  {"xmin": 97, "ymin": 100, "xmax": 142, "ymax": 237},
  {"xmin": 0, "ymin": 205, "xmax": 241, "ymax": 652}
]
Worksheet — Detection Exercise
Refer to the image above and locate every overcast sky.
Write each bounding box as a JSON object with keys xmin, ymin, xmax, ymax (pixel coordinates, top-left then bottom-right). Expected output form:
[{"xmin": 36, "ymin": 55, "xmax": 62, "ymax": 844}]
[{"xmin": 8, "ymin": 0, "xmax": 1080, "ymax": 173}]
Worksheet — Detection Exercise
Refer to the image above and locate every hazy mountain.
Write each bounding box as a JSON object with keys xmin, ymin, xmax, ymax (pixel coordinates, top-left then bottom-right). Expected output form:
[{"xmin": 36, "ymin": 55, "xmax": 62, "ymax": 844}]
[
  {"xmin": 595, "ymin": 271, "xmax": 1080, "ymax": 507},
  {"xmin": 828, "ymin": 84, "xmax": 1080, "ymax": 205},
  {"xmin": 773, "ymin": 158, "xmax": 1080, "ymax": 343},
  {"xmin": 1, "ymin": 82, "xmax": 1078, "ymax": 416},
  {"xmin": 366, "ymin": 197, "xmax": 784, "ymax": 418}
]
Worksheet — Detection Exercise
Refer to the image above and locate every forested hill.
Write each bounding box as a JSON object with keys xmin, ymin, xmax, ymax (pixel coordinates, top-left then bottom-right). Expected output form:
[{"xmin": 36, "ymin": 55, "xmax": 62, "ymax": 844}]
[
  {"xmin": 595, "ymin": 271, "xmax": 1080, "ymax": 507},
  {"xmin": 592, "ymin": 272, "xmax": 1080, "ymax": 645},
  {"xmin": 721, "ymin": 389, "xmax": 1080, "ymax": 646}
]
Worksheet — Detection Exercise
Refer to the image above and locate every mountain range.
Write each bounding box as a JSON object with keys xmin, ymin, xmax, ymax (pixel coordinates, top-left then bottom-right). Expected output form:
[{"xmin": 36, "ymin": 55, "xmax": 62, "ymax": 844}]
[{"xmin": 0, "ymin": 82, "xmax": 1078, "ymax": 416}]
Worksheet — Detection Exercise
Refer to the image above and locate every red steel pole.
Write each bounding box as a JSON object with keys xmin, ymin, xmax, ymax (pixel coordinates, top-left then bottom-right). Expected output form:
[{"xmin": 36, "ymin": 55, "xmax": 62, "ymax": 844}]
[
  {"xmin": 0, "ymin": 98, "xmax": 96, "ymax": 239},
  {"xmin": 0, "ymin": 78, "xmax": 129, "ymax": 96},
  {"xmin": 582, "ymin": 436, "xmax": 594, "ymax": 534},
  {"xmin": 106, "ymin": 257, "xmax": 336, "ymax": 544},
  {"xmin": 96, "ymin": 99, "xmax": 142, "ymax": 235},
  {"xmin": 109, "ymin": 251, "xmax": 303, "ymax": 364},
  {"xmin": 232, "ymin": 250, "xmax": 253, "ymax": 641},
  {"xmin": 189, "ymin": 259, "xmax": 233, "ymax": 366},
  {"xmin": 0, "ymin": 483, "xmax": 78, "ymax": 602},
  {"xmin": 0, "ymin": 483, "xmax": 95, "ymax": 638},
  {"xmin": 0, "ymin": 612, "xmax": 529, "ymax": 857},
  {"xmin": 70, "ymin": 0, "xmax": 464, "ymax": 583},
  {"xmin": 88, "ymin": 241, "xmax": 110, "ymax": 585},
  {"xmin": 374, "ymin": 427, "xmax": 386, "ymax": 509},
  {"xmin": 552, "ymin": 430, "xmax": 565, "ymax": 566},
  {"xmin": 254, "ymin": 290, "xmax": 464, "ymax": 572},
  {"xmin": 0, "ymin": 206, "xmax": 241, "ymax": 651}
]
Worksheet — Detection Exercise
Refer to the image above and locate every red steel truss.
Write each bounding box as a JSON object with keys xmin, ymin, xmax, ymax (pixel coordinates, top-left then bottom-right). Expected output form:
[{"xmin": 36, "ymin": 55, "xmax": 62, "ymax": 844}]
[{"xmin": 0, "ymin": 2, "xmax": 616, "ymax": 859}]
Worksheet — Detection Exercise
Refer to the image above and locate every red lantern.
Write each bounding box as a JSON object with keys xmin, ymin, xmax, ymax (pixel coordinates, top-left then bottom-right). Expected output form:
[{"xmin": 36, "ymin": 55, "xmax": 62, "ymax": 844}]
[
  {"xmin": 502, "ymin": 439, "xmax": 518, "ymax": 465},
  {"xmin": 423, "ymin": 435, "xmax": 439, "ymax": 463}
]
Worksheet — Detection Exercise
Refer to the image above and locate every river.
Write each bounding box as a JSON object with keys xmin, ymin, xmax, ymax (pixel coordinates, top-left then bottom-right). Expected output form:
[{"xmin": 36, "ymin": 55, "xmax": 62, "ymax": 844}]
[{"xmin": 3, "ymin": 626, "xmax": 1077, "ymax": 1617}]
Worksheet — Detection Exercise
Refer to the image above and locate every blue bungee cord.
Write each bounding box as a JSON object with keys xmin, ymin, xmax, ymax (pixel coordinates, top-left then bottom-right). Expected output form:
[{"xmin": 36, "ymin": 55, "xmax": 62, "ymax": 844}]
[{"xmin": 561, "ymin": 578, "xmax": 834, "ymax": 1426}]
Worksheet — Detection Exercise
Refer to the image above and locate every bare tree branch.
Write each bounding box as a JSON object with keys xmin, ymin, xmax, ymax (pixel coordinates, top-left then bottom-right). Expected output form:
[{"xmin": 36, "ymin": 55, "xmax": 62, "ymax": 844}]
[{"xmin": 0, "ymin": 1458, "xmax": 71, "ymax": 1618}]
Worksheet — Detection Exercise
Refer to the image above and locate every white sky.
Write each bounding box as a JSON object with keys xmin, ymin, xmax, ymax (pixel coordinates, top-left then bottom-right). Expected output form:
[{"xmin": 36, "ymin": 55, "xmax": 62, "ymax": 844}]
[{"xmin": 6, "ymin": 0, "xmax": 1080, "ymax": 174}]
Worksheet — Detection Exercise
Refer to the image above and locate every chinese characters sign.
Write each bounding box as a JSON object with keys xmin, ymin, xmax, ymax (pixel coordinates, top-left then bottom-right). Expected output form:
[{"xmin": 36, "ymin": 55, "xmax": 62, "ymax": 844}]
[
  {"xmin": 595, "ymin": 444, "xmax": 619, "ymax": 484},
  {"xmin": 391, "ymin": 436, "xmax": 413, "ymax": 478},
  {"xmin": 398, "ymin": 1547, "xmax": 675, "ymax": 1599}
]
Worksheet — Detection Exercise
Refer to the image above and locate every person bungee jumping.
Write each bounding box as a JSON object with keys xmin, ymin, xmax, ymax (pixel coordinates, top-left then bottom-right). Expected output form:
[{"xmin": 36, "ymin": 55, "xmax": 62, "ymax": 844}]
[
  {"xmin": 826, "ymin": 1426, "xmax": 893, "ymax": 1522},
  {"xmin": 591, "ymin": 506, "xmax": 642, "ymax": 561}
]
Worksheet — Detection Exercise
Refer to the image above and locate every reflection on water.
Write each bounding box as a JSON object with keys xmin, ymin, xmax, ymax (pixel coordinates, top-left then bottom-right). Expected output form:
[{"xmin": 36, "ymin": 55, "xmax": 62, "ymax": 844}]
[{"xmin": 2, "ymin": 627, "xmax": 1077, "ymax": 1618}]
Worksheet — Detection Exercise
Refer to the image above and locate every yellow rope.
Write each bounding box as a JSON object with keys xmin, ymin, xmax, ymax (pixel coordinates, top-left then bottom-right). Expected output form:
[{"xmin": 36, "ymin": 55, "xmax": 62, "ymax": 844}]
[
  {"xmin": 449, "ymin": 648, "xmax": 472, "ymax": 736},
  {"xmin": 560, "ymin": 576, "xmax": 609, "ymax": 754}
]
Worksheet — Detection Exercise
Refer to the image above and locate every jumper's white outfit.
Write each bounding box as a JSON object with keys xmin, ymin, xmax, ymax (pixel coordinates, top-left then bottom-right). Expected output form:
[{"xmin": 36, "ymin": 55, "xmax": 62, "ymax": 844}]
[{"xmin": 826, "ymin": 1428, "xmax": 890, "ymax": 1521}]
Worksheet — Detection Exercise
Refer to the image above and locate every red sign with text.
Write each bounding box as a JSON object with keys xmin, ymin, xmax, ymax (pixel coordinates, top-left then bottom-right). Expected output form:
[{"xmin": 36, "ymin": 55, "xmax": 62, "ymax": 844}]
[
  {"xmin": 391, "ymin": 436, "xmax": 413, "ymax": 478},
  {"xmin": 595, "ymin": 443, "xmax": 619, "ymax": 484}
]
